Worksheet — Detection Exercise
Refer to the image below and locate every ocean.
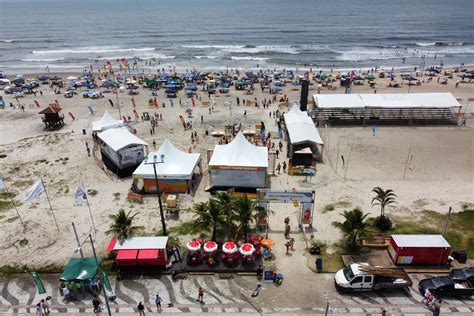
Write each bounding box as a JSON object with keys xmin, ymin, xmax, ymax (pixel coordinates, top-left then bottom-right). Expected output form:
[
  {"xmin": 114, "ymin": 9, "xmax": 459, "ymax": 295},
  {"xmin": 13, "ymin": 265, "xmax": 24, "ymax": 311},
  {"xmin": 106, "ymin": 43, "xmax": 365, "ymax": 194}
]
[{"xmin": 0, "ymin": 0, "xmax": 473, "ymax": 74}]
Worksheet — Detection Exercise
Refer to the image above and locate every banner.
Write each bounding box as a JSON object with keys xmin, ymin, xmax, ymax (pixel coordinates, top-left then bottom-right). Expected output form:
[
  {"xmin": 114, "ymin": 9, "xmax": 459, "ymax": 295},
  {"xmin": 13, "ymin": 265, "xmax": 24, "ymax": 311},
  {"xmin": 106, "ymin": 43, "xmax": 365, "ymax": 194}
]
[
  {"xmin": 34, "ymin": 100, "xmax": 41, "ymax": 108},
  {"xmin": 256, "ymin": 190, "xmax": 313, "ymax": 203},
  {"xmin": 131, "ymin": 97, "xmax": 136, "ymax": 108},
  {"xmin": 301, "ymin": 202, "xmax": 312, "ymax": 225},
  {"xmin": 0, "ymin": 176, "xmax": 5, "ymax": 190},
  {"xmin": 29, "ymin": 270, "xmax": 46, "ymax": 294},
  {"xmin": 68, "ymin": 112, "xmax": 76, "ymax": 121},
  {"xmin": 24, "ymin": 179, "xmax": 45, "ymax": 202},
  {"xmin": 74, "ymin": 183, "xmax": 87, "ymax": 205}
]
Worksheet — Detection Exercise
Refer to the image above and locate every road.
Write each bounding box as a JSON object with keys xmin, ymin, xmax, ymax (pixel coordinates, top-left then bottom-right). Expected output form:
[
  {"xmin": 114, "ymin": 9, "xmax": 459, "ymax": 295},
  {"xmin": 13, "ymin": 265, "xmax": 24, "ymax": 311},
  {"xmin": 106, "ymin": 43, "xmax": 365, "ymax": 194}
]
[{"xmin": 1, "ymin": 273, "xmax": 473, "ymax": 315}]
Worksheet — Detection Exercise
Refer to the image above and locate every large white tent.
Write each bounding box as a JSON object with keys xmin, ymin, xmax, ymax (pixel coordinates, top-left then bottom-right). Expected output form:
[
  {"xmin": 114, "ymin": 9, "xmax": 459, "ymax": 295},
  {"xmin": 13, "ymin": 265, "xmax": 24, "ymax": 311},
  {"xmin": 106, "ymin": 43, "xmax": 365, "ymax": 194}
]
[
  {"xmin": 97, "ymin": 127, "xmax": 148, "ymax": 177},
  {"xmin": 92, "ymin": 111, "xmax": 124, "ymax": 132},
  {"xmin": 209, "ymin": 132, "xmax": 268, "ymax": 189},
  {"xmin": 133, "ymin": 140, "xmax": 201, "ymax": 194},
  {"xmin": 284, "ymin": 105, "xmax": 323, "ymax": 145}
]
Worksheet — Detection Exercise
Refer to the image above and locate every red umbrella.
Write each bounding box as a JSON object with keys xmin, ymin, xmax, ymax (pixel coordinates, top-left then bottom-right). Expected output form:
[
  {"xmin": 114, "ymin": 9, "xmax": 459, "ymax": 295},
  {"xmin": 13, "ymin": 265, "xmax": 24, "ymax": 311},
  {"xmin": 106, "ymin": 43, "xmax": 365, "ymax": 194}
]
[
  {"xmin": 222, "ymin": 241, "xmax": 238, "ymax": 254},
  {"xmin": 203, "ymin": 241, "xmax": 218, "ymax": 253},
  {"xmin": 186, "ymin": 240, "xmax": 201, "ymax": 252},
  {"xmin": 239, "ymin": 243, "xmax": 255, "ymax": 256}
]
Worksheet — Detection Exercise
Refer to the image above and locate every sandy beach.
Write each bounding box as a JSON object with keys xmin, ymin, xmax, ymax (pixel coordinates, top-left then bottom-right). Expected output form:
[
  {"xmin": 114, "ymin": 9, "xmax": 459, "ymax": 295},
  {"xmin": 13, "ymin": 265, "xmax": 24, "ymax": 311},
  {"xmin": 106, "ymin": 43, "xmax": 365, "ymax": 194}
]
[{"xmin": 0, "ymin": 67, "xmax": 473, "ymax": 270}]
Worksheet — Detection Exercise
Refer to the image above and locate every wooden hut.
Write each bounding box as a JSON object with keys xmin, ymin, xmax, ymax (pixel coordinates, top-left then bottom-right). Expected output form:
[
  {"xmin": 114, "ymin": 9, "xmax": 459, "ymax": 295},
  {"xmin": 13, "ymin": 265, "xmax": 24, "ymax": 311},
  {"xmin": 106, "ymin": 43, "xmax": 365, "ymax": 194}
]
[{"xmin": 39, "ymin": 105, "xmax": 65, "ymax": 130}]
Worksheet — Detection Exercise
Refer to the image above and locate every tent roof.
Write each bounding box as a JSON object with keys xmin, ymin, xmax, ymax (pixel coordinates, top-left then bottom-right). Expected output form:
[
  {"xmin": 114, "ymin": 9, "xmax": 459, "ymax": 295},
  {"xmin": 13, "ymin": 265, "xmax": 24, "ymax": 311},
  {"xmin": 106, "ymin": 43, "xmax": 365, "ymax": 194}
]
[
  {"xmin": 112, "ymin": 237, "xmax": 169, "ymax": 250},
  {"xmin": 314, "ymin": 93, "xmax": 460, "ymax": 109},
  {"xmin": 209, "ymin": 132, "xmax": 268, "ymax": 168},
  {"xmin": 392, "ymin": 234, "xmax": 450, "ymax": 248},
  {"xmin": 284, "ymin": 105, "xmax": 324, "ymax": 145},
  {"xmin": 97, "ymin": 127, "xmax": 147, "ymax": 152},
  {"xmin": 138, "ymin": 249, "xmax": 159, "ymax": 259},
  {"xmin": 133, "ymin": 139, "xmax": 200, "ymax": 179},
  {"xmin": 60, "ymin": 258, "xmax": 100, "ymax": 281},
  {"xmin": 92, "ymin": 111, "xmax": 124, "ymax": 132},
  {"xmin": 116, "ymin": 249, "xmax": 138, "ymax": 260},
  {"xmin": 39, "ymin": 106, "xmax": 62, "ymax": 114}
]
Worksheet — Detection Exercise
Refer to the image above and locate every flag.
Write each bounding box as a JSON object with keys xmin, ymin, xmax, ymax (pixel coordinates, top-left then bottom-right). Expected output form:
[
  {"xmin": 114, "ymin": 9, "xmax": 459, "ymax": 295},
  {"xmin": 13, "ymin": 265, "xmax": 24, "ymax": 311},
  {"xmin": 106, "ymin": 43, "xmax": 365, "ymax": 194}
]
[
  {"xmin": 34, "ymin": 100, "xmax": 41, "ymax": 108},
  {"xmin": 0, "ymin": 176, "xmax": 5, "ymax": 189},
  {"xmin": 28, "ymin": 270, "xmax": 46, "ymax": 294},
  {"xmin": 153, "ymin": 98, "xmax": 158, "ymax": 108},
  {"xmin": 108, "ymin": 99, "xmax": 114, "ymax": 107},
  {"xmin": 170, "ymin": 99, "xmax": 174, "ymax": 108},
  {"xmin": 68, "ymin": 112, "xmax": 76, "ymax": 121},
  {"xmin": 24, "ymin": 179, "xmax": 45, "ymax": 202},
  {"xmin": 74, "ymin": 183, "xmax": 88, "ymax": 205},
  {"xmin": 131, "ymin": 97, "xmax": 136, "ymax": 108},
  {"xmin": 191, "ymin": 97, "xmax": 195, "ymax": 107}
]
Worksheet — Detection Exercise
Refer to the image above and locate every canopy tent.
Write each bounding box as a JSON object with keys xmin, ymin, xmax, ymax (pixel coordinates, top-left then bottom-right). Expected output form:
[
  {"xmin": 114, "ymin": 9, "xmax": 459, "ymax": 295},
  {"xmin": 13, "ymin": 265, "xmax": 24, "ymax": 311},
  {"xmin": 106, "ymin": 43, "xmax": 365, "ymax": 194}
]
[
  {"xmin": 133, "ymin": 140, "xmax": 201, "ymax": 193},
  {"xmin": 92, "ymin": 111, "xmax": 124, "ymax": 132},
  {"xmin": 283, "ymin": 105, "xmax": 324, "ymax": 165},
  {"xmin": 97, "ymin": 127, "xmax": 148, "ymax": 177},
  {"xmin": 60, "ymin": 258, "xmax": 101, "ymax": 282},
  {"xmin": 313, "ymin": 93, "xmax": 460, "ymax": 125},
  {"xmin": 107, "ymin": 237, "xmax": 170, "ymax": 267},
  {"xmin": 209, "ymin": 132, "xmax": 268, "ymax": 189}
]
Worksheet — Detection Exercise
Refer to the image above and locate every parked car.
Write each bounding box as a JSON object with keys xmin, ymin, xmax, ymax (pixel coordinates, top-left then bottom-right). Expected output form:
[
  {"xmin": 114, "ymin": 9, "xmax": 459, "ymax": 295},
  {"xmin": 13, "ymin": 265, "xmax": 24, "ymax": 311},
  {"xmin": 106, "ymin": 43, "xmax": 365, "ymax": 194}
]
[
  {"xmin": 450, "ymin": 267, "xmax": 474, "ymax": 283},
  {"xmin": 418, "ymin": 275, "xmax": 473, "ymax": 298}
]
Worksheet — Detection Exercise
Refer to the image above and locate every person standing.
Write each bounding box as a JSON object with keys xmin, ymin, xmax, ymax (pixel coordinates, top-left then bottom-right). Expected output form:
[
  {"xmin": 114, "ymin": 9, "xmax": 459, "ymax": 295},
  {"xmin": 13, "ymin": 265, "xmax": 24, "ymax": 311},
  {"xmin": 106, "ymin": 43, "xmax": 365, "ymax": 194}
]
[
  {"xmin": 282, "ymin": 161, "xmax": 287, "ymax": 173},
  {"xmin": 92, "ymin": 295, "xmax": 101, "ymax": 316},
  {"xmin": 41, "ymin": 299, "xmax": 50, "ymax": 315},
  {"xmin": 137, "ymin": 302, "xmax": 145, "ymax": 316},
  {"xmin": 36, "ymin": 303, "xmax": 44, "ymax": 316},
  {"xmin": 197, "ymin": 287, "xmax": 204, "ymax": 304},
  {"xmin": 155, "ymin": 295, "xmax": 162, "ymax": 313},
  {"xmin": 432, "ymin": 299, "xmax": 442, "ymax": 316},
  {"xmin": 256, "ymin": 265, "xmax": 263, "ymax": 280}
]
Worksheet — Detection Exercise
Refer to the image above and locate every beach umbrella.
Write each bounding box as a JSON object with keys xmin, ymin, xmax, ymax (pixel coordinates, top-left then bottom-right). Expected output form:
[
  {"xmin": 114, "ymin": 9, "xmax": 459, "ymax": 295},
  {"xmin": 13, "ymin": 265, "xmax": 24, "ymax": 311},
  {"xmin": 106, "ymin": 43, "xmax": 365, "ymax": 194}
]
[
  {"xmin": 165, "ymin": 88, "xmax": 177, "ymax": 94},
  {"xmin": 404, "ymin": 76, "xmax": 418, "ymax": 81},
  {"xmin": 354, "ymin": 76, "xmax": 364, "ymax": 81},
  {"xmin": 239, "ymin": 243, "xmax": 255, "ymax": 256},
  {"xmin": 203, "ymin": 241, "xmax": 218, "ymax": 253},
  {"xmin": 186, "ymin": 240, "xmax": 201, "ymax": 252},
  {"xmin": 50, "ymin": 76, "xmax": 62, "ymax": 81},
  {"xmin": 164, "ymin": 84, "xmax": 177, "ymax": 89},
  {"xmin": 261, "ymin": 239, "xmax": 275, "ymax": 248},
  {"xmin": 222, "ymin": 241, "xmax": 238, "ymax": 254},
  {"xmin": 38, "ymin": 76, "xmax": 50, "ymax": 81},
  {"xmin": 367, "ymin": 74, "xmax": 376, "ymax": 81}
]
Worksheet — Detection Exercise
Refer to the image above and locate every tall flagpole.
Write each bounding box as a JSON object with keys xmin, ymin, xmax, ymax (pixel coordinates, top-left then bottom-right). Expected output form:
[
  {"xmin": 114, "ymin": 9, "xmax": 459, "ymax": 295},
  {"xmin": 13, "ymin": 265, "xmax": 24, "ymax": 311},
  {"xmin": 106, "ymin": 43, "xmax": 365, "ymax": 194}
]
[
  {"xmin": 82, "ymin": 182, "xmax": 97, "ymax": 233},
  {"xmin": 41, "ymin": 178, "xmax": 60, "ymax": 231},
  {"xmin": 3, "ymin": 180, "xmax": 25, "ymax": 229}
]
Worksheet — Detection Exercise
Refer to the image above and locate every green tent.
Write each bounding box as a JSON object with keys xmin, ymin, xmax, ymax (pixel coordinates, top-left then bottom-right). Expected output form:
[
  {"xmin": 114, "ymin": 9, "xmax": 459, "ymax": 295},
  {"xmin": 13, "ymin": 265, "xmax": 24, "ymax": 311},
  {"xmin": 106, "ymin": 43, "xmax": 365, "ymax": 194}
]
[{"xmin": 60, "ymin": 258, "xmax": 101, "ymax": 282}]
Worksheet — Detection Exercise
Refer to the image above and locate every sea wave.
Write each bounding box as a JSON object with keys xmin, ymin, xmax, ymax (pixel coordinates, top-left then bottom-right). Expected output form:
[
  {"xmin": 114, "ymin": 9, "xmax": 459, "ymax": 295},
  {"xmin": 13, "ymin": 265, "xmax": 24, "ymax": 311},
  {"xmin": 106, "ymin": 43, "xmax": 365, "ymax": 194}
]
[
  {"xmin": 21, "ymin": 57, "xmax": 65, "ymax": 62},
  {"xmin": 32, "ymin": 47, "xmax": 156, "ymax": 55},
  {"xmin": 1, "ymin": 39, "xmax": 15, "ymax": 43},
  {"xmin": 230, "ymin": 56, "xmax": 270, "ymax": 61},
  {"xmin": 416, "ymin": 42, "xmax": 465, "ymax": 47},
  {"xmin": 195, "ymin": 55, "xmax": 219, "ymax": 59},
  {"xmin": 183, "ymin": 44, "xmax": 299, "ymax": 54},
  {"xmin": 91, "ymin": 53, "xmax": 175, "ymax": 60}
]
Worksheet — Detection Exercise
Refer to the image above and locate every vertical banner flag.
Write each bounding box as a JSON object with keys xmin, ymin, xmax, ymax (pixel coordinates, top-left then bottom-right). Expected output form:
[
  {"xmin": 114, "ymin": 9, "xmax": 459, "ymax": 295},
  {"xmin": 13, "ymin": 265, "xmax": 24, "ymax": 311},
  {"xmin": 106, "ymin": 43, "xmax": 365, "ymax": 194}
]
[
  {"xmin": 153, "ymin": 98, "xmax": 158, "ymax": 108},
  {"xmin": 24, "ymin": 179, "xmax": 45, "ymax": 202},
  {"xmin": 28, "ymin": 270, "xmax": 46, "ymax": 294},
  {"xmin": 74, "ymin": 183, "xmax": 88, "ymax": 205},
  {"xmin": 131, "ymin": 97, "xmax": 136, "ymax": 108},
  {"xmin": 0, "ymin": 176, "xmax": 5, "ymax": 190},
  {"xmin": 191, "ymin": 97, "xmax": 195, "ymax": 107},
  {"xmin": 34, "ymin": 100, "xmax": 41, "ymax": 108}
]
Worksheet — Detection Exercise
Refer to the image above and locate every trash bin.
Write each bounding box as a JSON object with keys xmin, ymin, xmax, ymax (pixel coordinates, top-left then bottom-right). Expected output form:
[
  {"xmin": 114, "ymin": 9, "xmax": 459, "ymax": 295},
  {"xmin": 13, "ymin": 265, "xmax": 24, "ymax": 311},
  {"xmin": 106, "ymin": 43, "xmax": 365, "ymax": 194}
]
[{"xmin": 316, "ymin": 258, "xmax": 323, "ymax": 272}]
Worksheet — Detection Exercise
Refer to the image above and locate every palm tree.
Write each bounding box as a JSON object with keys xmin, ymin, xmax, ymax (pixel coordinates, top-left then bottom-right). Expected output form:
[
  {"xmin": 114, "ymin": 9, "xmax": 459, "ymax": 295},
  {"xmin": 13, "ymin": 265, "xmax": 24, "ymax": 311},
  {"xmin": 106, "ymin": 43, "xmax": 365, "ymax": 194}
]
[
  {"xmin": 193, "ymin": 199, "xmax": 225, "ymax": 241},
  {"xmin": 332, "ymin": 208, "xmax": 372, "ymax": 249},
  {"xmin": 106, "ymin": 209, "xmax": 143, "ymax": 244},
  {"xmin": 371, "ymin": 187, "xmax": 397, "ymax": 218},
  {"xmin": 231, "ymin": 194, "xmax": 258, "ymax": 242}
]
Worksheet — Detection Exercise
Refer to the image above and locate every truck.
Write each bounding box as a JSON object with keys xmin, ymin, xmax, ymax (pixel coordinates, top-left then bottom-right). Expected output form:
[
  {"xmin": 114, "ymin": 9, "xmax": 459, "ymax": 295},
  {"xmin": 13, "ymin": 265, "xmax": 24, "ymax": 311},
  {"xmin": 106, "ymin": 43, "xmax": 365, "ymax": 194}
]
[{"xmin": 334, "ymin": 263, "xmax": 413, "ymax": 292}]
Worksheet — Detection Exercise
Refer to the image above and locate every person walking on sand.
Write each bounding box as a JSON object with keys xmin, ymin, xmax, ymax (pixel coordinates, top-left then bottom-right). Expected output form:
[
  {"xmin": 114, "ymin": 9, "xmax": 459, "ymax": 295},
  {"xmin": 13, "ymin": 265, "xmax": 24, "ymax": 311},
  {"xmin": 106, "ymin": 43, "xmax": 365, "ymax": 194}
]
[
  {"xmin": 197, "ymin": 287, "xmax": 204, "ymax": 304},
  {"xmin": 155, "ymin": 294, "xmax": 162, "ymax": 313},
  {"xmin": 282, "ymin": 161, "xmax": 287, "ymax": 173},
  {"xmin": 276, "ymin": 163, "xmax": 281, "ymax": 174},
  {"xmin": 137, "ymin": 302, "xmax": 145, "ymax": 316}
]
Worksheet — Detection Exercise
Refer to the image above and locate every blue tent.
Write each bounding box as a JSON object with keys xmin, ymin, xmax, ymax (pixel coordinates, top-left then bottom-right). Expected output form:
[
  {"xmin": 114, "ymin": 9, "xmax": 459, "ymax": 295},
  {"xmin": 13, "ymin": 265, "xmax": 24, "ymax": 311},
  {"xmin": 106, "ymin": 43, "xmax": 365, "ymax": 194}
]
[
  {"xmin": 38, "ymin": 76, "xmax": 50, "ymax": 81},
  {"xmin": 405, "ymin": 76, "xmax": 418, "ymax": 81},
  {"xmin": 164, "ymin": 84, "xmax": 177, "ymax": 89}
]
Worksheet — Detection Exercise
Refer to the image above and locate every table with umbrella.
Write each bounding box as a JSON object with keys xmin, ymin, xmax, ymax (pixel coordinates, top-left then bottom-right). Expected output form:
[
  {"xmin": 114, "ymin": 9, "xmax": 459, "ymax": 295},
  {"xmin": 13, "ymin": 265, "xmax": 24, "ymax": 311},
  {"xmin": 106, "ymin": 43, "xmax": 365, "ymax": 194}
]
[
  {"xmin": 202, "ymin": 241, "xmax": 219, "ymax": 267},
  {"xmin": 239, "ymin": 243, "xmax": 255, "ymax": 265},
  {"xmin": 221, "ymin": 241, "xmax": 239, "ymax": 267},
  {"xmin": 186, "ymin": 240, "xmax": 203, "ymax": 266}
]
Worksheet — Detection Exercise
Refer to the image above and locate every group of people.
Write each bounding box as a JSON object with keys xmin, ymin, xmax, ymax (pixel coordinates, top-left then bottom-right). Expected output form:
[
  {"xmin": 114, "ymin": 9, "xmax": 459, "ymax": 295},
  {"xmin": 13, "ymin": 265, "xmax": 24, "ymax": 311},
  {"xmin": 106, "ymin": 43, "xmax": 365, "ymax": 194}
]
[
  {"xmin": 423, "ymin": 289, "xmax": 443, "ymax": 316},
  {"xmin": 35, "ymin": 299, "xmax": 50, "ymax": 316}
]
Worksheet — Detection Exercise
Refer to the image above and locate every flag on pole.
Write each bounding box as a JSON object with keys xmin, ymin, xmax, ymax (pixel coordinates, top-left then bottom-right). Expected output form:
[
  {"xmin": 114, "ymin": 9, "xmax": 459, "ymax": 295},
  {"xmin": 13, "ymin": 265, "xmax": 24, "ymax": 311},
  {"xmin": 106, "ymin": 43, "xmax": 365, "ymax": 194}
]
[
  {"xmin": 74, "ymin": 183, "xmax": 88, "ymax": 205},
  {"xmin": 131, "ymin": 97, "xmax": 136, "ymax": 108},
  {"xmin": 24, "ymin": 179, "xmax": 45, "ymax": 202},
  {"xmin": 34, "ymin": 100, "xmax": 41, "ymax": 108},
  {"xmin": 191, "ymin": 98, "xmax": 195, "ymax": 107},
  {"xmin": 153, "ymin": 98, "xmax": 158, "ymax": 108},
  {"xmin": 68, "ymin": 112, "xmax": 76, "ymax": 121},
  {"xmin": 28, "ymin": 270, "xmax": 46, "ymax": 294},
  {"xmin": 0, "ymin": 176, "xmax": 5, "ymax": 190}
]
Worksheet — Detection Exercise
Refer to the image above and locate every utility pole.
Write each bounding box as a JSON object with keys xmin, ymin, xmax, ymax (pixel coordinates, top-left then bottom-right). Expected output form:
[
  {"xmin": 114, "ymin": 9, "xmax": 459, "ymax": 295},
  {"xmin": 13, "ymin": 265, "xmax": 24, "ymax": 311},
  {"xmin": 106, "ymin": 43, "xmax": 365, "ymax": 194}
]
[
  {"xmin": 344, "ymin": 144, "xmax": 353, "ymax": 181},
  {"xmin": 72, "ymin": 222, "xmax": 83, "ymax": 258},
  {"xmin": 443, "ymin": 206, "xmax": 452, "ymax": 237},
  {"xmin": 145, "ymin": 155, "xmax": 167, "ymax": 235},
  {"xmin": 89, "ymin": 234, "xmax": 112, "ymax": 316}
]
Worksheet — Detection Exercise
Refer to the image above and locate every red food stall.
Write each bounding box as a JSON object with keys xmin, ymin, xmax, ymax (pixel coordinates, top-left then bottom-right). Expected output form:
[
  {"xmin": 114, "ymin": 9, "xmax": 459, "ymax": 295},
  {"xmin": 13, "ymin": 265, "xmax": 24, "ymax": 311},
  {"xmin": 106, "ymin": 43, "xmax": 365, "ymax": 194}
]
[
  {"xmin": 107, "ymin": 237, "xmax": 170, "ymax": 268},
  {"xmin": 388, "ymin": 234, "xmax": 451, "ymax": 265}
]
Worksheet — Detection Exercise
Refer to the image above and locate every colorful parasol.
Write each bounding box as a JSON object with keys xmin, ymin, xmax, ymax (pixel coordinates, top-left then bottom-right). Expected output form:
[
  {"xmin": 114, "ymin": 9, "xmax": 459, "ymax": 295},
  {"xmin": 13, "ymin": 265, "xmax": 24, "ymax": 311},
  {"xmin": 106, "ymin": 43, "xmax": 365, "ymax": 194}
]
[
  {"xmin": 222, "ymin": 241, "xmax": 238, "ymax": 254},
  {"xmin": 203, "ymin": 241, "xmax": 218, "ymax": 253},
  {"xmin": 239, "ymin": 243, "xmax": 255, "ymax": 256},
  {"xmin": 261, "ymin": 239, "xmax": 275, "ymax": 247},
  {"xmin": 186, "ymin": 240, "xmax": 201, "ymax": 252}
]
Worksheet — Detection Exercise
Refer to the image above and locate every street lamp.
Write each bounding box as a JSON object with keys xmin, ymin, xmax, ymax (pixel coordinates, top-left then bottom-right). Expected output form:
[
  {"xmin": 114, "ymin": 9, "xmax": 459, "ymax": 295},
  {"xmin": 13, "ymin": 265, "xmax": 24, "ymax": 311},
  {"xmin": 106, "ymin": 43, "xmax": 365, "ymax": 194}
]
[
  {"xmin": 72, "ymin": 226, "xmax": 112, "ymax": 316},
  {"xmin": 144, "ymin": 154, "xmax": 168, "ymax": 236},
  {"xmin": 324, "ymin": 291, "xmax": 329, "ymax": 316}
]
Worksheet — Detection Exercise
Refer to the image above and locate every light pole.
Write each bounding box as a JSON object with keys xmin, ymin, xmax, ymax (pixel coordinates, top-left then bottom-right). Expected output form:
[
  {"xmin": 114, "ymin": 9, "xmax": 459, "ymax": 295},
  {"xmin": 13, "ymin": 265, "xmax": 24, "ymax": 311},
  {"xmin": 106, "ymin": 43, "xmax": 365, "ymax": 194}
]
[
  {"xmin": 324, "ymin": 291, "xmax": 329, "ymax": 316},
  {"xmin": 144, "ymin": 154, "xmax": 167, "ymax": 235},
  {"xmin": 74, "ymin": 229, "xmax": 112, "ymax": 316}
]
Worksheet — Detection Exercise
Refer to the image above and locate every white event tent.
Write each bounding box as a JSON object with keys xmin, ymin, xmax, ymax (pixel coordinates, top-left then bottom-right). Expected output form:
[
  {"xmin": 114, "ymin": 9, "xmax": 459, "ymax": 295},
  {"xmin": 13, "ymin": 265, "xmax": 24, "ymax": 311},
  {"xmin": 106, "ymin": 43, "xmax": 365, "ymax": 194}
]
[
  {"xmin": 133, "ymin": 139, "xmax": 201, "ymax": 193},
  {"xmin": 97, "ymin": 127, "xmax": 148, "ymax": 177},
  {"xmin": 92, "ymin": 111, "xmax": 124, "ymax": 132},
  {"xmin": 208, "ymin": 131, "xmax": 268, "ymax": 189}
]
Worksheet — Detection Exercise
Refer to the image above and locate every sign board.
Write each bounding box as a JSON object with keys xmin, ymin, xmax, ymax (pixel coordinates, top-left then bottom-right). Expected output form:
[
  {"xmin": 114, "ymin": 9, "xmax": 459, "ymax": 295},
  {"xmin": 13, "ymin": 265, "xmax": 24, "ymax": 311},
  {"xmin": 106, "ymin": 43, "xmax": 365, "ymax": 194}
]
[
  {"xmin": 263, "ymin": 270, "xmax": 274, "ymax": 283},
  {"xmin": 257, "ymin": 189, "xmax": 313, "ymax": 203}
]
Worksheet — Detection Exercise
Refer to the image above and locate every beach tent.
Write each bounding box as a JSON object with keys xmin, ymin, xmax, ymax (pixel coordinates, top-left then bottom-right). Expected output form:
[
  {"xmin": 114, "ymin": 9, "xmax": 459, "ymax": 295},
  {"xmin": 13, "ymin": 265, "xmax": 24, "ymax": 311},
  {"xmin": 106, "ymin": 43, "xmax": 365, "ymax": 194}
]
[
  {"xmin": 133, "ymin": 139, "xmax": 201, "ymax": 193},
  {"xmin": 92, "ymin": 111, "xmax": 124, "ymax": 132},
  {"xmin": 208, "ymin": 132, "xmax": 268, "ymax": 189},
  {"xmin": 60, "ymin": 258, "xmax": 100, "ymax": 282},
  {"xmin": 284, "ymin": 105, "xmax": 324, "ymax": 163},
  {"xmin": 97, "ymin": 127, "xmax": 148, "ymax": 177},
  {"xmin": 106, "ymin": 237, "xmax": 170, "ymax": 267}
]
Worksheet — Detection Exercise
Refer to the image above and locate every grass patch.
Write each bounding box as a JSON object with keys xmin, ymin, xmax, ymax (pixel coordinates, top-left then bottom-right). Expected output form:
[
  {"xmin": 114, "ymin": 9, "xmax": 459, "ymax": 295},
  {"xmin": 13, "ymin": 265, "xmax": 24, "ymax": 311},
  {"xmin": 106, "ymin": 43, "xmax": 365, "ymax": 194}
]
[
  {"xmin": 19, "ymin": 239, "xmax": 29, "ymax": 247},
  {"xmin": 460, "ymin": 202, "xmax": 474, "ymax": 211},
  {"xmin": 113, "ymin": 192, "xmax": 121, "ymax": 200},
  {"xmin": 322, "ymin": 199, "xmax": 352, "ymax": 213},
  {"xmin": 168, "ymin": 220, "xmax": 203, "ymax": 235},
  {"xmin": 88, "ymin": 189, "xmax": 98, "ymax": 196},
  {"xmin": 5, "ymin": 216, "xmax": 19, "ymax": 223},
  {"xmin": 0, "ymin": 192, "xmax": 17, "ymax": 199},
  {"xmin": 323, "ymin": 203, "xmax": 335, "ymax": 213},
  {"xmin": 306, "ymin": 240, "xmax": 344, "ymax": 272}
]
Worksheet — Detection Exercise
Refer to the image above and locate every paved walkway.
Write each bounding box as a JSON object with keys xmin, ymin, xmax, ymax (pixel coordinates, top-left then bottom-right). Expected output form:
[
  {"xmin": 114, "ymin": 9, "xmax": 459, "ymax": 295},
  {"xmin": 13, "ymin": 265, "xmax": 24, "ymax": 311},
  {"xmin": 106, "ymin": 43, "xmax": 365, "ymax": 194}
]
[{"xmin": 1, "ymin": 274, "xmax": 473, "ymax": 315}]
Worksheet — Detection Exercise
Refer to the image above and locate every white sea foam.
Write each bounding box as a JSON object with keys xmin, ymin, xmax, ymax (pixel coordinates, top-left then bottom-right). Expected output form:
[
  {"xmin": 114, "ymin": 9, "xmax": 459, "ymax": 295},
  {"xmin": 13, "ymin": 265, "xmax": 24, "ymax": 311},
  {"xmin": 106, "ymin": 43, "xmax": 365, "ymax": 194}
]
[
  {"xmin": 416, "ymin": 42, "xmax": 436, "ymax": 47},
  {"xmin": 183, "ymin": 45, "xmax": 299, "ymax": 54},
  {"xmin": 230, "ymin": 56, "xmax": 270, "ymax": 61},
  {"xmin": 1, "ymin": 39, "xmax": 15, "ymax": 43},
  {"xmin": 195, "ymin": 55, "xmax": 219, "ymax": 59},
  {"xmin": 32, "ymin": 47, "xmax": 156, "ymax": 55},
  {"xmin": 21, "ymin": 57, "xmax": 65, "ymax": 62}
]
